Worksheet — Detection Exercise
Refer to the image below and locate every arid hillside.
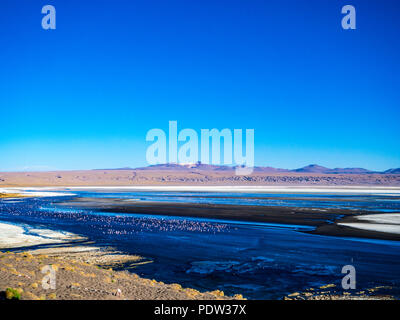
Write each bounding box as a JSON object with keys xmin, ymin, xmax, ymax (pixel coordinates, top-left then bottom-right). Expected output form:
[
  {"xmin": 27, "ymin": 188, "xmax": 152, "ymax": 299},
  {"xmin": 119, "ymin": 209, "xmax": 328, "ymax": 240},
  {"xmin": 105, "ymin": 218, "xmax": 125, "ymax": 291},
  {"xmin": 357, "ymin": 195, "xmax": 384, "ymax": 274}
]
[{"xmin": 1, "ymin": 168, "xmax": 400, "ymax": 187}]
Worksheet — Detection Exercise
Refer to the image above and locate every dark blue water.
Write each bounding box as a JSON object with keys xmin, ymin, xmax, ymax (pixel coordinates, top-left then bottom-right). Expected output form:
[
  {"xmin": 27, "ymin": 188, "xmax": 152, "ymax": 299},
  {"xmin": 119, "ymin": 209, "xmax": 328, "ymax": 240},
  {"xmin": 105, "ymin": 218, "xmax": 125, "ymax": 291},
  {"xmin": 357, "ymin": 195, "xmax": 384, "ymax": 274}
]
[{"xmin": 1, "ymin": 189, "xmax": 400, "ymax": 299}]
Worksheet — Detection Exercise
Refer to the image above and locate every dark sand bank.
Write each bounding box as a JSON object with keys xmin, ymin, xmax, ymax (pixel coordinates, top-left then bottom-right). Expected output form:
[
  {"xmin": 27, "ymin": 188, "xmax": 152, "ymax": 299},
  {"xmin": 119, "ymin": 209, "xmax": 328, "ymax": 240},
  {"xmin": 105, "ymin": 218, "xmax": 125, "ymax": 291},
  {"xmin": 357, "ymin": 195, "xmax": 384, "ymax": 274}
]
[{"xmin": 61, "ymin": 198, "xmax": 353, "ymax": 226}]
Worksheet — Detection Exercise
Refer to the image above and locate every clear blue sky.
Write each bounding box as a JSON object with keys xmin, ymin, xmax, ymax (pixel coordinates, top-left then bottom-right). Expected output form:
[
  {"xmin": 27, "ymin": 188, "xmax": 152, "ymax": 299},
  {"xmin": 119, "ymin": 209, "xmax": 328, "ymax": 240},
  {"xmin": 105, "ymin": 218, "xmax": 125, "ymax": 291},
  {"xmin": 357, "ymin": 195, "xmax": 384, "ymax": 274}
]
[{"xmin": 0, "ymin": 0, "xmax": 399, "ymax": 171}]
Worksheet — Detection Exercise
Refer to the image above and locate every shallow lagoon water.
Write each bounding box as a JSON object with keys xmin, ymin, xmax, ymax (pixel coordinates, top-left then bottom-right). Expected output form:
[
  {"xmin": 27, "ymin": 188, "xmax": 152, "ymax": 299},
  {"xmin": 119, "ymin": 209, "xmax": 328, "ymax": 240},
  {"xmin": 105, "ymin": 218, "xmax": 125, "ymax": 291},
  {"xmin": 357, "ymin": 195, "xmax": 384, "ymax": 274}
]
[{"xmin": 1, "ymin": 189, "xmax": 400, "ymax": 299}]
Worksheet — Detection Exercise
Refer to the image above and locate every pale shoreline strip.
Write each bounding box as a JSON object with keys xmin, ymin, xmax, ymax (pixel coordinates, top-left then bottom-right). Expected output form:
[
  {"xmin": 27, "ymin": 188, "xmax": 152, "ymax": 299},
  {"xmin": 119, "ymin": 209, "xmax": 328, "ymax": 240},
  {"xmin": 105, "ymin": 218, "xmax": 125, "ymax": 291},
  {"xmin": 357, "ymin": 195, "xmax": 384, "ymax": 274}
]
[
  {"xmin": 0, "ymin": 222, "xmax": 85, "ymax": 249},
  {"xmin": 0, "ymin": 188, "xmax": 75, "ymax": 197},
  {"xmin": 339, "ymin": 213, "xmax": 400, "ymax": 235},
  {"xmin": 4, "ymin": 185, "xmax": 400, "ymax": 195}
]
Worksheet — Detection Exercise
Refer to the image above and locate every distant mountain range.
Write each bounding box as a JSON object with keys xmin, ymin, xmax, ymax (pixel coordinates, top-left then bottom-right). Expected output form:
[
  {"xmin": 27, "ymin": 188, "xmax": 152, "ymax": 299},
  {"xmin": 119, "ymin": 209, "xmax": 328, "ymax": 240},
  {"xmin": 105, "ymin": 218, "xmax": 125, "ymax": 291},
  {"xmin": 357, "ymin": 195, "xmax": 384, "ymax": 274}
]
[
  {"xmin": 290, "ymin": 164, "xmax": 374, "ymax": 174},
  {"xmin": 96, "ymin": 163, "xmax": 400, "ymax": 174}
]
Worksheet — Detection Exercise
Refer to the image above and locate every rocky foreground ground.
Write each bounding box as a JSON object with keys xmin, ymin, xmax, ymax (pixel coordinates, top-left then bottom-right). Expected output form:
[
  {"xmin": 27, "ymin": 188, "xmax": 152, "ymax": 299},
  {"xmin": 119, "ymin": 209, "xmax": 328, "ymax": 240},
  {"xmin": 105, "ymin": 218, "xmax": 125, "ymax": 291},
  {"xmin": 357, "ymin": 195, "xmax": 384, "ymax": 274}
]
[
  {"xmin": 283, "ymin": 284, "xmax": 395, "ymax": 300},
  {"xmin": 0, "ymin": 249, "xmax": 244, "ymax": 300}
]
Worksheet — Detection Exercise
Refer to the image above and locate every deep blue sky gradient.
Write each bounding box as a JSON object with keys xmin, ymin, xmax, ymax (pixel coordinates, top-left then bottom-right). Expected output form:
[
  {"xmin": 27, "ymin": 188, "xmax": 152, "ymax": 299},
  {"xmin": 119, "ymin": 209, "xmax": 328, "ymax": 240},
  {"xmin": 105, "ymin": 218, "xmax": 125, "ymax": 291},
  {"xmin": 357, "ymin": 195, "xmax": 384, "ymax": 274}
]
[{"xmin": 0, "ymin": 0, "xmax": 399, "ymax": 171}]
